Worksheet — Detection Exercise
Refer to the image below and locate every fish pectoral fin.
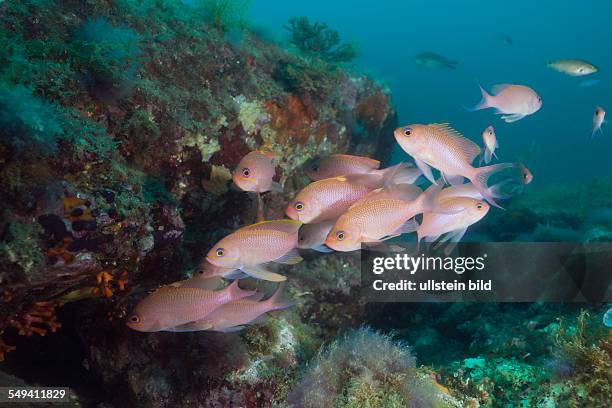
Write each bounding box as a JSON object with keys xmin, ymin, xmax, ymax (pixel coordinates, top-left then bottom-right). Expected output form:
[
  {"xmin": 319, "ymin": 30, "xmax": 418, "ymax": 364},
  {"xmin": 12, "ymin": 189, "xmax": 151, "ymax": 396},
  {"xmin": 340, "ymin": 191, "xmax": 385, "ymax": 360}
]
[
  {"xmin": 273, "ymin": 248, "xmax": 303, "ymax": 265},
  {"xmin": 269, "ymin": 181, "xmax": 284, "ymax": 193},
  {"xmin": 241, "ymin": 264, "xmax": 287, "ymax": 282},
  {"xmin": 312, "ymin": 244, "xmax": 334, "ymax": 253},
  {"xmin": 249, "ymin": 315, "xmax": 269, "ymax": 325},
  {"xmin": 391, "ymin": 219, "xmax": 420, "ymax": 236},
  {"xmin": 434, "ymin": 227, "xmax": 468, "ymax": 256},
  {"xmin": 501, "ymin": 113, "xmax": 526, "ymax": 123},
  {"xmin": 414, "ymin": 158, "xmax": 437, "ymax": 184},
  {"xmin": 442, "ymin": 173, "xmax": 465, "ymax": 186},
  {"xmin": 222, "ymin": 270, "xmax": 250, "ymax": 280}
]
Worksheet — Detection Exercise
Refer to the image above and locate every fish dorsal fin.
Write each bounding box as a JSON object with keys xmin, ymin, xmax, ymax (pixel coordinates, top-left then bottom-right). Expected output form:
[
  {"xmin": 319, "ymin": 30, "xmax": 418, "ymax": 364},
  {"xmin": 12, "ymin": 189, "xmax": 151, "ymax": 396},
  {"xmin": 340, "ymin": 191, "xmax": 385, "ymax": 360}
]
[
  {"xmin": 333, "ymin": 154, "xmax": 381, "ymax": 169},
  {"xmin": 352, "ymin": 184, "xmax": 422, "ymax": 208},
  {"xmin": 491, "ymin": 84, "xmax": 512, "ymax": 95},
  {"xmin": 430, "ymin": 123, "xmax": 481, "ymax": 164},
  {"xmin": 240, "ymin": 219, "xmax": 302, "ymax": 234},
  {"xmin": 342, "ymin": 173, "xmax": 385, "ymax": 187}
]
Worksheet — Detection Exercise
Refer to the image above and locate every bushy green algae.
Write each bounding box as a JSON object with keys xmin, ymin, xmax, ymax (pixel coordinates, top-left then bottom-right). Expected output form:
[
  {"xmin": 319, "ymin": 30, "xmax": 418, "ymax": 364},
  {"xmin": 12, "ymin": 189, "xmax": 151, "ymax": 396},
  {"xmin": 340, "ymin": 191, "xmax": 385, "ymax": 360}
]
[{"xmin": 288, "ymin": 327, "xmax": 454, "ymax": 408}]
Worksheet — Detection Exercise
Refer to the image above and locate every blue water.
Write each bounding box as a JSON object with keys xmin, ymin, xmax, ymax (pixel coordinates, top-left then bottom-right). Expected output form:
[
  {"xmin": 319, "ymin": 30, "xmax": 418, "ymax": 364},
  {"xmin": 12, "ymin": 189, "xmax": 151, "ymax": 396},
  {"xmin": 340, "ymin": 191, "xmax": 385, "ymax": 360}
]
[{"xmin": 249, "ymin": 0, "xmax": 612, "ymax": 184}]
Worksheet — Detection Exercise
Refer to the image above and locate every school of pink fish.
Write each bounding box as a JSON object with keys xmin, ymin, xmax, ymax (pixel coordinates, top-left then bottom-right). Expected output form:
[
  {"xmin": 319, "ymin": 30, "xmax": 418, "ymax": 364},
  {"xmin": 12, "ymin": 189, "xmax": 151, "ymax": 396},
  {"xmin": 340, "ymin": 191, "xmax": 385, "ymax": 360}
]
[{"xmin": 128, "ymin": 115, "xmax": 538, "ymax": 333}]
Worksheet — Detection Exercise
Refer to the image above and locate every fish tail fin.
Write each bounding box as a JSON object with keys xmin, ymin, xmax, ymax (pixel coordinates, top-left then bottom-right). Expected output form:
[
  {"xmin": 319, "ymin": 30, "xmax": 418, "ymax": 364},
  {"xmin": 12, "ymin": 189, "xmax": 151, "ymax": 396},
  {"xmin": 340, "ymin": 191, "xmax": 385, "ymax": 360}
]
[
  {"xmin": 446, "ymin": 60, "xmax": 458, "ymax": 70},
  {"xmin": 486, "ymin": 178, "xmax": 518, "ymax": 200},
  {"xmin": 378, "ymin": 162, "xmax": 409, "ymax": 186},
  {"xmin": 470, "ymin": 163, "xmax": 516, "ymax": 208},
  {"xmin": 266, "ymin": 282, "xmax": 295, "ymax": 311},
  {"xmin": 378, "ymin": 162, "xmax": 422, "ymax": 185},
  {"xmin": 468, "ymin": 85, "xmax": 492, "ymax": 111},
  {"xmin": 224, "ymin": 279, "xmax": 256, "ymax": 301}
]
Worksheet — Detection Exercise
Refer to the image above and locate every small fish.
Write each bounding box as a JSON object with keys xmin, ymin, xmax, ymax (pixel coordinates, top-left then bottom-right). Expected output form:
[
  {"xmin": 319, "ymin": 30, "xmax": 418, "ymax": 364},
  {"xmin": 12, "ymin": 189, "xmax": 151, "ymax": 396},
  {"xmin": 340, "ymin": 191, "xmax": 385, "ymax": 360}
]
[
  {"xmin": 518, "ymin": 163, "xmax": 533, "ymax": 184},
  {"xmin": 480, "ymin": 125, "xmax": 498, "ymax": 164},
  {"xmin": 579, "ymin": 79, "xmax": 600, "ymax": 88},
  {"xmin": 604, "ymin": 307, "xmax": 612, "ymax": 327},
  {"xmin": 298, "ymin": 220, "xmax": 336, "ymax": 253},
  {"xmin": 417, "ymin": 197, "xmax": 490, "ymax": 246},
  {"xmin": 394, "ymin": 123, "xmax": 515, "ymax": 207},
  {"xmin": 547, "ymin": 59, "xmax": 598, "ymax": 77},
  {"xmin": 306, "ymin": 154, "xmax": 380, "ymax": 180},
  {"xmin": 413, "ymin": 52, "xmax": 457, "ymax": 70},
  {"xmin": 126, "ymin": 280, "xmax": 255, "ymax": 332},
  {"xmin": 592, "ymin": 106, "xmax": 606, "ymax": 137},
  {"xmin": 471, "ymin": 84, "xmax": 542, "ymax": 123},
  {"xmin": 233, "ymin": 151, "xmax": 282, "ymax": 193},
  {"xmin": 325, "ymin": 184, "xmax": 424, "ymax": 252},
  {"xmin": 170, "ymin": 283, "xmax": 294, "ymax": 332},
  {"xmin": 286, "ymin": 164, "xmax": 413, "ymax": 223},
  {"xmin": 206, "ymin": 220, "xmax": 303, "ymax": 282}
]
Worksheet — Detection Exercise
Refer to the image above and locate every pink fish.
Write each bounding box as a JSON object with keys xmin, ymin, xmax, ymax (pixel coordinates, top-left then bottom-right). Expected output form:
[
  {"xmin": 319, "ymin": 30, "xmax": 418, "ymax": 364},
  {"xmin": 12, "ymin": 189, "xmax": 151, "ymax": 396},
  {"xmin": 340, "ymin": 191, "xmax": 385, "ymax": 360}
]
[
  {"xmin": 417, "ymin": 196, "xmax": 490, "ymax": 245},
  {"xmin": 325, "ymin": 184, "xmax": 424, "ymax": 252},
  {"xmin": 472, "ymin": 84, "xmax": 542, "ymax": 123},
  {"xmin": 287, "ymin": 163, "xmax": 418, "ymax": 223},
  {"xmin": 233, "ymin": 151, "xmax": 282, "ymax": 193},
  {"xmin": 169, "ymin": 283, "xmax": 294, "ymax": 332},
  {"xmin": 206, "ymin": 220, "xmax": 302, "ymax": 282},
  {"xmin": 306, "ymin": 154, "xmax": 381, "ymax": 180},
  {"xmin": 394, "ymin": 123, "xmax": 514, "ymax": 207},
  {"xmin": 592, "ymin": 106, "xmax": 606, "ymax": 137},
  {"xmin": 480, "ymin": 125, "xmax": 498, "ymax": 164},
  {"xmin": 518, "ymin": 163, "xmax": 533, "ymax": 185},
  {"xmin": 126, "ymin": 280, "xmax": 255, "ymax": 332},
  {"xmin": 298, "ymin": 220, "xmax": 336, "ymax": 253}
]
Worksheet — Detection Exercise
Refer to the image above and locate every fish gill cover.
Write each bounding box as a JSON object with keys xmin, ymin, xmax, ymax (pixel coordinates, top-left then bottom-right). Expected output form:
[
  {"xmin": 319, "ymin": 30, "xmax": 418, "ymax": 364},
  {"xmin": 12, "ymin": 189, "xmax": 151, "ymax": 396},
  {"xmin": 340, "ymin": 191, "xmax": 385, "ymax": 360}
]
[{"xmin": 0, "ymin": 0, "xmax": 610, "ymax": 407}]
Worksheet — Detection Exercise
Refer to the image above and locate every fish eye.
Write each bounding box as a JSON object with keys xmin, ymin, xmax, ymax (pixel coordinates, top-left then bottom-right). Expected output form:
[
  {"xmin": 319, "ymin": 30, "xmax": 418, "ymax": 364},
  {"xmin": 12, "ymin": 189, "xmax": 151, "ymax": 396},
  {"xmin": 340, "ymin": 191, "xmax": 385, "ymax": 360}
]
[
  {"xmin": 215, "ymin": 248, "xmax": 225, "ymax": 257},
  {"xmin": 128, "ymin": 315, "xmax": 140, "ymax": 323},
  {"xmin": 294, "ymin": 201, "xmax": 304, "ymax": 212},
  {"xmin": 310, "ymin": 163, "xmax": 319, "ymax": 172},
  {"xmin": 336, "ymin": 230, "xmax": 346, "ymax": 241},
  {"xmin": 242, "ymin": 168, "xmax": 250, "ymax": 177},
  {"xmin": 476, "ymin": 203, "xmax": 484, "ymax": 210},
  {"xmin": 404, "ymin": 127, "xmax": 412, "ymax": 136}
]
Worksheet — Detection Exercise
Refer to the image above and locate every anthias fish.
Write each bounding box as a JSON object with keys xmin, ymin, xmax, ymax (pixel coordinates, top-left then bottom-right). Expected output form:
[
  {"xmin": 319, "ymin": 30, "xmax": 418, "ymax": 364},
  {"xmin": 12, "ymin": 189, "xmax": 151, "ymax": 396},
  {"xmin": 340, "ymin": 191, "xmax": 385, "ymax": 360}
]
[
  {"xmin": 126, "ymin": 280, "xmax": 255, "ymax": 332},
  {"xmin": 325, "ymin": 184, "xmax": 425, "ymax": 252},
  {"xmin": 298, "ymin": 220, "xmax": 336, "ymax": 253},
  {"xmin": 206, "ymin": 220, "xmax": 302, "ymax": 282},
  {"xmin": 413, "ymin": 52, "xmax": 457, "ymax": 70},
  {"xmin": 471, "ymin": 84, "xmax": 542, "ymax": 123},
  {"xmin": 480, "ymin": 125, "xmax": 498, "ymax": 165},
  {"xmin": 547, "ymin": 59, "xmax": 598, "ymax": 76},
  {"xmin": 394, "ymin": 123, "xmax": 514, "ymax": 207},
  {"xmin": 286, "ymin": 164, "xmax": 413, "ymax": 223},
  {"xmin": 233, "ymin": 151, "xmax": 282, "ymax": 193},
  {"xmin": 417, "ymin": 196, "xmax": 490, "ymax": 244},
  {"xmin": 170, "ymin": 283, "xmax": 294, "ymax": 332},
  {"xmin": 306, "ymin": 154, "xmax": 381, "ymax": 180},
  {"xmin": 592, "ymin": 106, "xmax": 606, "ymax": 137}
]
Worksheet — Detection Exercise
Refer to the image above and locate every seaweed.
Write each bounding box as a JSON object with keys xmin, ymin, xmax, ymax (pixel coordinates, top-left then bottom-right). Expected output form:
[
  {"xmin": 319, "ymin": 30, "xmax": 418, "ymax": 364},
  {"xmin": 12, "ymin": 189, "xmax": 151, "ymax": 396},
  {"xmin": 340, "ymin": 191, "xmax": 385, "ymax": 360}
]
[
  {"xmin": 288, "ymin": 327, "xmax": 451, "ymax": 408},
  {"xmin": 283, "ymin": 16, "xmax": 356, "ymax": 63}
]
